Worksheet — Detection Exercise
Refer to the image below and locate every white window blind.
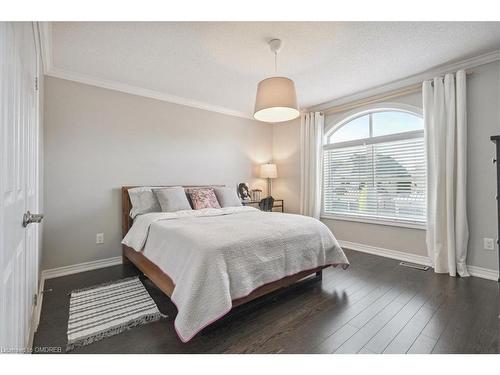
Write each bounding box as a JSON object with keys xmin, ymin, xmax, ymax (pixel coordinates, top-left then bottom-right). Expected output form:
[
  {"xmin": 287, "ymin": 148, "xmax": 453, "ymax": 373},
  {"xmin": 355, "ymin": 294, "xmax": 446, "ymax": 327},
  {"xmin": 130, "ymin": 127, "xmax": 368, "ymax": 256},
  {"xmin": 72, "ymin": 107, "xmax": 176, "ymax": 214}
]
[{"xmin": 323, "ymin": 136, "xmax": 426, "ymax": 223}]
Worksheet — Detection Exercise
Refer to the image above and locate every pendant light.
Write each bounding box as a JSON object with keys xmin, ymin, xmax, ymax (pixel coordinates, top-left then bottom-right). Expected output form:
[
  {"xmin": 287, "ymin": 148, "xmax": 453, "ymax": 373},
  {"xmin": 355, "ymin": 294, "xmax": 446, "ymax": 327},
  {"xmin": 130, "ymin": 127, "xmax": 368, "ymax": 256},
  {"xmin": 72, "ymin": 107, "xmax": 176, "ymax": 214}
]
[{"xmin": 253, "ymin": 39, "xmax": 300, "ymax": 123}]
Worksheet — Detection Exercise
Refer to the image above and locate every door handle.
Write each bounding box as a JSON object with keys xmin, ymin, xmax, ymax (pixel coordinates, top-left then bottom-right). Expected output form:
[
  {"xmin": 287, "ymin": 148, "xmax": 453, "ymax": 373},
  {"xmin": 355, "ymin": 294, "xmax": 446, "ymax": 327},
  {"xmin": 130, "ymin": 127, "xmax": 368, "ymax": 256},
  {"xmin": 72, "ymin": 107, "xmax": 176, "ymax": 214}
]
[{"xmin": 23, "ymin": 211, "xmax": 44, "ymax": 227}]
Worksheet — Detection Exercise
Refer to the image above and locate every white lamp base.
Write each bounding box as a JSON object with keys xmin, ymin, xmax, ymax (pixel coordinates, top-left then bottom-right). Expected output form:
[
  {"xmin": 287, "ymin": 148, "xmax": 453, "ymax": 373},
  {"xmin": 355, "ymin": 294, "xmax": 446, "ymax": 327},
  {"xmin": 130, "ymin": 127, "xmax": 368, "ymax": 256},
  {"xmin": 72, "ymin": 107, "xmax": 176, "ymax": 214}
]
[{"xmin": 267, "ymin": 178, "xmax": 272, "ymax": 197}]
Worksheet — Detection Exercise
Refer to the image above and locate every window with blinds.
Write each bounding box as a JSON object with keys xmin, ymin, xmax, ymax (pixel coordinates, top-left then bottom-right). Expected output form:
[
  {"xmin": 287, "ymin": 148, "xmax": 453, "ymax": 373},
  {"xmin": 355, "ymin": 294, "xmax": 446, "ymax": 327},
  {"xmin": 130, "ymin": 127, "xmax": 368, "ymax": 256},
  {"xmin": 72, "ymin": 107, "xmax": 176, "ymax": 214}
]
[{"xmin": 323, "ymin": 110, "xmax": 426, "ymax": 224}]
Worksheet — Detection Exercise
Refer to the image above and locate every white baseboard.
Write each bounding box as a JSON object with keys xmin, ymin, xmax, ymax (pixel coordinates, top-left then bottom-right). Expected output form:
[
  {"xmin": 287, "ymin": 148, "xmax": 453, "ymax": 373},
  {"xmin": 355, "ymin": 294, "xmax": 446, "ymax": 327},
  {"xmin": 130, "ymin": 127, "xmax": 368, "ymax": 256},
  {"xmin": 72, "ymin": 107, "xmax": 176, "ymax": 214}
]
[
  {"xmin": 29, "ymin": 245, "xmax": 498, "ymax": 343},
  {"xmin": 339, "ymin": 240, "xmax": 499, "ymax": 282},
  {"xmin": 467, "ymin": 265, "xmax": 500, "ymax": 281},
  {"xmin": 41, "ymin": 256, "xmax": 123, "ymax": 281},
  {"xmin": 339, "ymin": 240, "xmax": 433, "ymax": 267},
  {"xmin": 31, "ymin": 256, "xmax": 123, "ymax": 345}
]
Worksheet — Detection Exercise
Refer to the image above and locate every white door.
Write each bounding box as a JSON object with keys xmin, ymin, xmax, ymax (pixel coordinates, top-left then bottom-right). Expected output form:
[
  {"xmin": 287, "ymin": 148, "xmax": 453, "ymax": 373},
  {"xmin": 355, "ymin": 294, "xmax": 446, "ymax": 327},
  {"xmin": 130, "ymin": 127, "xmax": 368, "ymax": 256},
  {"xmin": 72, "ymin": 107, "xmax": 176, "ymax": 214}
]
[{"xmin": 0, "ymin": 22, "xmax": 41, "ymax": 353}]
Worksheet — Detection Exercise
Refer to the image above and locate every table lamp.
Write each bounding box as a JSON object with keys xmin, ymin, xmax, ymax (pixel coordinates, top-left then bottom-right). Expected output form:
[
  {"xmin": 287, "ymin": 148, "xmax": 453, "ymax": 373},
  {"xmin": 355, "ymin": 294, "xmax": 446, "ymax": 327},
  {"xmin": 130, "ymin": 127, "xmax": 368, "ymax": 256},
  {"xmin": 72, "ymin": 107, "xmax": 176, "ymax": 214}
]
[{"xmin": 260, "ymin": 163, "xmax": 277, "ymax": 197}]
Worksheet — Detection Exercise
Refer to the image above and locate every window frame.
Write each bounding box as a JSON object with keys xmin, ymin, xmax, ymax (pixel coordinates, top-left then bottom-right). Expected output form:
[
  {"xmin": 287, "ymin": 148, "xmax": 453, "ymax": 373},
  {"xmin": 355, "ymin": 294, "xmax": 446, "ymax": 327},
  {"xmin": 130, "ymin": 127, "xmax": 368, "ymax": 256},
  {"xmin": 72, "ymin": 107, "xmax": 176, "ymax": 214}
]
[{"xmin": 321, "ymin": 103, "xmax": 426, "ymax": 230}]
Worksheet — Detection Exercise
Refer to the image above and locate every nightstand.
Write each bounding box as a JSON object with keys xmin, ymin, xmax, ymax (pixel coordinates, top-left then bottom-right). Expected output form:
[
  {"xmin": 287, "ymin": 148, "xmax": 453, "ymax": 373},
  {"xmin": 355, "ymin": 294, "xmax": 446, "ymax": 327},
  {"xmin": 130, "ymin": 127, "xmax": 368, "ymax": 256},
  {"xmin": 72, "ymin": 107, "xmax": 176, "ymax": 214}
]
[{"xmin": 242, "ymin": 199, "xmax": 284, "ymax": 212}]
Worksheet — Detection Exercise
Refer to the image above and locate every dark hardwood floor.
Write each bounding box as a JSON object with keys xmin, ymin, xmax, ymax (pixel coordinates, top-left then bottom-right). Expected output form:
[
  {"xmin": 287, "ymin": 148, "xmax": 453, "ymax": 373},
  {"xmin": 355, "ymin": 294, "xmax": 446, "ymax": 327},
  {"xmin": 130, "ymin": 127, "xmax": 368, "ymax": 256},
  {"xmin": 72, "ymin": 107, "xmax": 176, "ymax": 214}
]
[{"xmin": 33, "ymin": 249, "xmax": 500, "ymax": 354}]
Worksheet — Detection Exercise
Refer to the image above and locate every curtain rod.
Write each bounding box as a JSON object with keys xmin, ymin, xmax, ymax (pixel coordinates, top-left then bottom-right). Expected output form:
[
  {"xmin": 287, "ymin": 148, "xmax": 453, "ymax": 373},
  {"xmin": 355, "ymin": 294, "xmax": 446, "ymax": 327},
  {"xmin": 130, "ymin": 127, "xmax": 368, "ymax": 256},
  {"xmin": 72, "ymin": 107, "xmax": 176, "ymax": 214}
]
[{"xmin": 322, "ymin": 71, "xmax": 473, "ymax": 116}]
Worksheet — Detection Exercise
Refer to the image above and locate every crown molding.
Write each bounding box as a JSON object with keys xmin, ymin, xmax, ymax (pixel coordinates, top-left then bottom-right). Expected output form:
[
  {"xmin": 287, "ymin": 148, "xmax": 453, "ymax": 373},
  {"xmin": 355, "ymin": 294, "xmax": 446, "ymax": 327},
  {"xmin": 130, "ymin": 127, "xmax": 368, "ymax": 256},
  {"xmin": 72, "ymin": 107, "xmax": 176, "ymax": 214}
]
[
  {"xmin": 36, "ymin": 22, "xmax": 52, "ymax": 74},
  {"xmin": 41, "ymin": 20, "xmax": 253, "ymax": 120},
  {"xmin": 42, "ymin": 22, "xmax": 499, "ymax": 121},
  {"xmin": 309, "ymin": 49, "xmax": 500, "ymax": 112},
  {"xmin": 45, "ymin": 67, "xmax": 254, "ymax": 119}
]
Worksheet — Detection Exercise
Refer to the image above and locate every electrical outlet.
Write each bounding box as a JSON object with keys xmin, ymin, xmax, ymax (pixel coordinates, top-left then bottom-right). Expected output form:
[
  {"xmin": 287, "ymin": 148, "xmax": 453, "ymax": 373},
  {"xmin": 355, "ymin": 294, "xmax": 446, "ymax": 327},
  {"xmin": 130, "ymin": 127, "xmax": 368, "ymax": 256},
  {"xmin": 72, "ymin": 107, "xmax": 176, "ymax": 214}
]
[
  {"xmin": 96, "ymin": 233, "xmax": 104, "ymax": 244},
  {"xmin": 483, "ymin": 238, "xmax": 495, "ymax": 251}
]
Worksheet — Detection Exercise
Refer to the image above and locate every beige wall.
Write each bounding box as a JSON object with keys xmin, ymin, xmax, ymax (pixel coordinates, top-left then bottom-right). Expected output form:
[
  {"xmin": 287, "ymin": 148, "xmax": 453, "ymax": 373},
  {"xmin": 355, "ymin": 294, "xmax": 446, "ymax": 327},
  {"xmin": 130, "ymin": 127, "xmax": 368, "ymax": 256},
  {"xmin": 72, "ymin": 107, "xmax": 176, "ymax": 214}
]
[
  {"xmin": 272, "ymin": 61, "xmax": 500, "ymax": 268},
  {"xmin": 465, "ymin": 61, "xmax": 500, "ymax": 270},
  {"xmin": 43, "ymin": 61, "xmax": 500, "ymax": 271},
  {"xmin": 322, "ymin": 219, "xmax": 427, "ymax": 255},
  {"xmin": 272, "ymin": 118, "xmax": 301, "ymax": 214},
  {"xmin": 43, "ymin": 77, "xmax": 273, "ymax": 270}
]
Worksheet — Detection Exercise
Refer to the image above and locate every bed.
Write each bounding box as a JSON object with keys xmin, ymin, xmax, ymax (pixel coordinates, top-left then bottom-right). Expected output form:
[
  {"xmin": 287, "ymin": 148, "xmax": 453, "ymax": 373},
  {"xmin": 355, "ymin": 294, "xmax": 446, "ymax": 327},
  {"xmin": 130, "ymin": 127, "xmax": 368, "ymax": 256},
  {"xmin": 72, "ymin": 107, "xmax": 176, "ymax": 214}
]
[{"xmin": 121, "ymin": 185, "xmax": 349, "ymax": 342}]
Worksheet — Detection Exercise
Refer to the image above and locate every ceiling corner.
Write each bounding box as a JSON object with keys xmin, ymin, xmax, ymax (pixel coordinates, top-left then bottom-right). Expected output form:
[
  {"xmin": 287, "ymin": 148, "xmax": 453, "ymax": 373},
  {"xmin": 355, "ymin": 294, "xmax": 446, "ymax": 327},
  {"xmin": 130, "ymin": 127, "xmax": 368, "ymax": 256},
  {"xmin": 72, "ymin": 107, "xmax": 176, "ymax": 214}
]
[{"xmin": 37, "ymin": 21, "xmax": 52, "ymax": 74}]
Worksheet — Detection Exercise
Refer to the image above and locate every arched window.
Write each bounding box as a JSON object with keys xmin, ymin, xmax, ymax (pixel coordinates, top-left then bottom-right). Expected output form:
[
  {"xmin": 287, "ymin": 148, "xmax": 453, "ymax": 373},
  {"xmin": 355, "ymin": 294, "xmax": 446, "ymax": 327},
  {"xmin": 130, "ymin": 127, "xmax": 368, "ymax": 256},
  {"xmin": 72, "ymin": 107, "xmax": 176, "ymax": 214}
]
[{"xmin": 322, "ymin": 106, "xmax": 426, "ymax": 225}]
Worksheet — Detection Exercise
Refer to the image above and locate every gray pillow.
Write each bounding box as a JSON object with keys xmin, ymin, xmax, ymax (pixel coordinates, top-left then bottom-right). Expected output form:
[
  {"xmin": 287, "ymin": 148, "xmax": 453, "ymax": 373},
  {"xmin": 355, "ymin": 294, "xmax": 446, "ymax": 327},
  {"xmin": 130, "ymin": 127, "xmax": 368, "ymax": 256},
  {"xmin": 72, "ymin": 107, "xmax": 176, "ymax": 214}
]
[
  {"xmin": 154, "ymin": 187, "xmax": 192, "ymax": 212},
  {"xmin": 128, "ymin": 187, "xmax": 162, "ymax": 219},
  {"xmin": 213, "ymin": 187, "xmax": 242, "ymax": 208}
]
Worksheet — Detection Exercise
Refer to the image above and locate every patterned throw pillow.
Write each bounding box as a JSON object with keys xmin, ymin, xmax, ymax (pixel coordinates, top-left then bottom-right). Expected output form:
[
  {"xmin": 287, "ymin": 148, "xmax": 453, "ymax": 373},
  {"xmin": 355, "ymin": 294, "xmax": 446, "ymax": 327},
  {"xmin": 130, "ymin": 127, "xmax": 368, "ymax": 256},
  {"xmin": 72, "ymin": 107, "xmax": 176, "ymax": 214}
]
[{"xmin": 187, "ymin": 188, "xmax": 221, "ymax": 210}]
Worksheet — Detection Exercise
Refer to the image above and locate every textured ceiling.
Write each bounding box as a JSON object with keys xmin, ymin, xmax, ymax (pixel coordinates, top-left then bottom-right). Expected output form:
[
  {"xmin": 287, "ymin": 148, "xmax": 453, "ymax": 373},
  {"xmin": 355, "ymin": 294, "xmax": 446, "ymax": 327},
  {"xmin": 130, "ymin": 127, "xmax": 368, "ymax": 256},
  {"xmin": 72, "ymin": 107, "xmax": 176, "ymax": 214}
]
[{"xmin": 50, "ymin": 22, "xmax": 500, "ymax": 116}]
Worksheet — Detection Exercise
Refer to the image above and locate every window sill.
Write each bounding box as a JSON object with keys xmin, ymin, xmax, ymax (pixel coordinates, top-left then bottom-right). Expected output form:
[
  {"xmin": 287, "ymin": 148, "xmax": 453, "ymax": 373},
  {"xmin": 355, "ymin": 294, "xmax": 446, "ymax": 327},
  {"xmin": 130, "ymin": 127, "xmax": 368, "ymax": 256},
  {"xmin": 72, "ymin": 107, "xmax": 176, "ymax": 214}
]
[{"xmin": 320, "ymin": 214, "xmax": 426, "ymax": 230}]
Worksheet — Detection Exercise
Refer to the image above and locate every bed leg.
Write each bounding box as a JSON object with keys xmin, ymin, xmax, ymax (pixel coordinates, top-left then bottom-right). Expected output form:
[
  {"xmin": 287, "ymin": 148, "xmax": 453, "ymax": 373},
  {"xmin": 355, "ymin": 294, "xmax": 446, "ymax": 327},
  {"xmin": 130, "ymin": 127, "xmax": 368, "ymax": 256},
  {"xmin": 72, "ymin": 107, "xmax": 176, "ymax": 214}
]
[
  {"xmin": 316, "ymin": 270, "xmax": 323, "ymax": 281},
  {"xmin": 122, "ymin": 250, "xmax": 131, "ymax": 266}
]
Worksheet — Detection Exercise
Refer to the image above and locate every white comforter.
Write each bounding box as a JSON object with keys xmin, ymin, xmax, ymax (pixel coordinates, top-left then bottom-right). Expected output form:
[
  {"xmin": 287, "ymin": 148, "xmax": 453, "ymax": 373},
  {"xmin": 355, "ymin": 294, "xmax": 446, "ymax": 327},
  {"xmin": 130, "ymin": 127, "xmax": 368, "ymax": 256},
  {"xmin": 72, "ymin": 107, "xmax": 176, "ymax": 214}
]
[{"xmin": 122, "ymin": 206, "xmax": 348, "ymax": 342}]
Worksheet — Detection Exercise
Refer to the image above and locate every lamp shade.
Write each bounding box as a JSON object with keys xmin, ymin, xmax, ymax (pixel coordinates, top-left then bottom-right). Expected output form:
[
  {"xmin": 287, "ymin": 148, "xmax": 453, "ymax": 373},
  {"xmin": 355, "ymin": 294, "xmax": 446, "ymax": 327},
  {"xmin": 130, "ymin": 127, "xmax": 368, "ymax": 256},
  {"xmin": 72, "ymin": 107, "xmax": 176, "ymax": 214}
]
[
  {"xmin": 260, "ymin": 163, "xmax": 277, "ymax": 179},
  {"xmin": 254, "ymin": 77, "xmax": 299, "ymax": 123}
]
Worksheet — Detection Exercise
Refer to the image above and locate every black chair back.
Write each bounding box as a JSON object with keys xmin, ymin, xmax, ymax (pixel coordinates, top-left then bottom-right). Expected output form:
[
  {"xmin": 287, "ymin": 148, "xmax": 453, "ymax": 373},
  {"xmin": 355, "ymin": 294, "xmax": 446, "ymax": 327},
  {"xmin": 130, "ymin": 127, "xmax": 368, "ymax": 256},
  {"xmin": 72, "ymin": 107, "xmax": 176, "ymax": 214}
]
[{"xmin": 259, "ymin": 196, "xmax": 275, "ymax": 212}]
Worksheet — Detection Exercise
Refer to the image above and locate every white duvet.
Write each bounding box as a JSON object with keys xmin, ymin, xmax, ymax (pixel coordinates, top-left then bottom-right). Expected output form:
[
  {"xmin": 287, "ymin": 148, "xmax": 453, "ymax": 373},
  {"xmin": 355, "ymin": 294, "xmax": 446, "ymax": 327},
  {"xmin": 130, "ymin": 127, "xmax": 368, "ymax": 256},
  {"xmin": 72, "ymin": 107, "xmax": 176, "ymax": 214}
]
[{"xmin": 122, "ymin": 206, "xmax": 348, "ymax": 342}]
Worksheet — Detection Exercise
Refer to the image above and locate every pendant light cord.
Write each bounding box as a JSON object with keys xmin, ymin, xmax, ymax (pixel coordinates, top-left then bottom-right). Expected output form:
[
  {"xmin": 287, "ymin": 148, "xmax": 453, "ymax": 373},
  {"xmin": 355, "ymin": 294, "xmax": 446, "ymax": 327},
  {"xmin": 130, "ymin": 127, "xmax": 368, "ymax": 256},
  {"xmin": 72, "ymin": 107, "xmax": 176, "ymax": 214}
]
[{"xmin": 274, "ymin": 51, "xmax": 278, "ymax": 74}]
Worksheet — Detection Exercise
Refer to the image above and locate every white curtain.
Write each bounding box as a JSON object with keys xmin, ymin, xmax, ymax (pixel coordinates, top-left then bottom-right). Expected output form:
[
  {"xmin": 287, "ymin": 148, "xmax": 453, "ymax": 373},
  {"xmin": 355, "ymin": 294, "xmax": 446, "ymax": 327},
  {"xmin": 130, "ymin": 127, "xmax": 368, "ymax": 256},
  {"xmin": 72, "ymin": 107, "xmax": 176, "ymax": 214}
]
[
  {"xmin": 423, "ymin": 70, "xmax": 469, "ymax": 277},
  {"xmin": 300, "ymin": 112, "xmax": 324, "ymax": 219}
]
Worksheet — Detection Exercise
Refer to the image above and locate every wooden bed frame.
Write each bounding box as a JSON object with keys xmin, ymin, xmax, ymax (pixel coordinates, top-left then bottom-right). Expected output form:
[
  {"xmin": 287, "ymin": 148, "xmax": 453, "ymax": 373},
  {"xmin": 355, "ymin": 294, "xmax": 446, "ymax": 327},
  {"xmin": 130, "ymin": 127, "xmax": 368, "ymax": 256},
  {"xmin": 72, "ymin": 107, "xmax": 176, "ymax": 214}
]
[{"xmin": 121, "ymin": 186, "xmax": 325, "ymax": 309}]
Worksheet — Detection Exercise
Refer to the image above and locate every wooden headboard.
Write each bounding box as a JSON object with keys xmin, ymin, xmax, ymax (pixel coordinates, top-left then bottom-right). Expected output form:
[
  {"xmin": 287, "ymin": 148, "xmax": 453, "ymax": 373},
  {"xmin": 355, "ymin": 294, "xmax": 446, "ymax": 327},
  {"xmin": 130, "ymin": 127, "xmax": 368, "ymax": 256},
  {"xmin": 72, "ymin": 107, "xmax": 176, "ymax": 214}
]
[{"xmin": 121, "ymin": 185, "xmax": 225, "ymax": 237}]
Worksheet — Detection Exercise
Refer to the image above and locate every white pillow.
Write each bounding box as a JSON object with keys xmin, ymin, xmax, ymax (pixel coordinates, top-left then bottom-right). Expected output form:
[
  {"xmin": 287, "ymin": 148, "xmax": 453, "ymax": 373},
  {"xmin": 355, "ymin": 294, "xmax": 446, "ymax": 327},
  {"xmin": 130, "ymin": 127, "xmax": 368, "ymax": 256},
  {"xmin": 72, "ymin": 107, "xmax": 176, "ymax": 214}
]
[
  {"xmin": 128, "ymin": 187, "xmax": 162, "ymax": 219},
  {"xmin": 213, "ymin": 187, "xmax": 242, "ymax": 208},
  {"xmin": 153, "ymin": 187, "xmax": 192, "ymax": 212}
]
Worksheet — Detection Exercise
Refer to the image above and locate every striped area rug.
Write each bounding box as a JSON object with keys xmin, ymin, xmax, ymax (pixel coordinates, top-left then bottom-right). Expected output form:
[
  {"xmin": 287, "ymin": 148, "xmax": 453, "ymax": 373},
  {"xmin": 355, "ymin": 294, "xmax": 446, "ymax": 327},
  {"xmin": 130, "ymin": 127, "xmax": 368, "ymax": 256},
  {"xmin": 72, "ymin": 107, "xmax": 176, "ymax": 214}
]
[{"xmin": 66, "ymin": 276, "xmax": 163, "ymax": 351}]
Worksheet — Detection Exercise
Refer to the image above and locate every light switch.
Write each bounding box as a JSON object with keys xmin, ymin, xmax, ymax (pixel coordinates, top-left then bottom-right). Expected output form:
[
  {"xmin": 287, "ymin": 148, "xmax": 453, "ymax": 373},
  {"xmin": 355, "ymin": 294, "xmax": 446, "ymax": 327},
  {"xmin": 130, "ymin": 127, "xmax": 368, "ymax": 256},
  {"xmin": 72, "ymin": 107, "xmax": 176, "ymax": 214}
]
[{"xmin": 96, "ymin": 233, "xmax": 104, "ymax": 244}]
